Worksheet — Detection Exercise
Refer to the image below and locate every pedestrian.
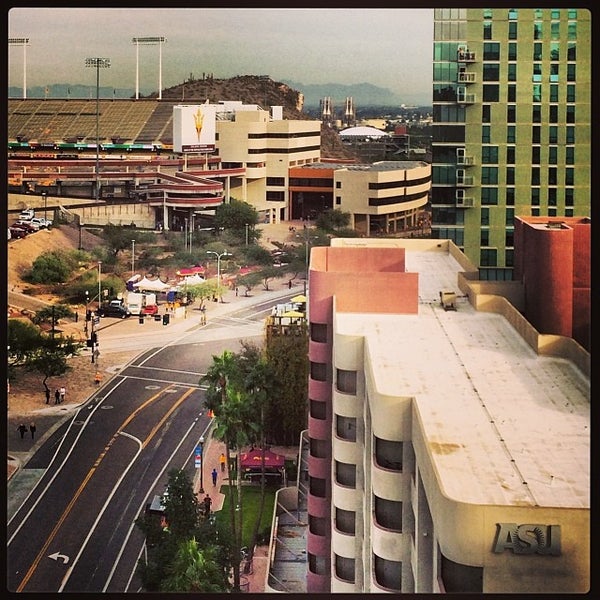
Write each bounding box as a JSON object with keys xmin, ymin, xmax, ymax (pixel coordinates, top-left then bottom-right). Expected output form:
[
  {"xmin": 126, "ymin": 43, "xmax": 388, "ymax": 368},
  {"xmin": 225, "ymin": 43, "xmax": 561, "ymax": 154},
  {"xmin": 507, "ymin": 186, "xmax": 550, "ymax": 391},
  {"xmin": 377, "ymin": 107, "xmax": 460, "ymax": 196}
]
[
  {"xmin": 219, "ymin": 453, "xmax": 226, "ymax": 472},
  {"xmin": 94, "ymin": 371, "xmax": 102, "ymax": 385},
  {"xmin": 45, "ymin": 388, "xmax": 51, "ymax": 404},
  {"xmin": 211, "ymin": 468, "xmax": 218, "ymax": 486},
  {"xmin": 30, "ymin": 422, "xmax": 36, "ymax": 439},
  {"xmin": 54, "ymin": 389, "xmax": 60, "ymax": 405},
  {"xmin": 235, "ymin": 286, "xmax": 238, "ymax": 296},
  {"xmin": 203, "ymin": 494, "xmax": 212, "ymax": 515},
  {"xmin": 288, "ymin": 280, "xmax": 292, "ymax": 289},
  {"xmin": 17, "ymin": 424, "xmax": 27, "ymax": 439},
  {"xmin": 59, "ymin": 386, "xmax": 66, "ymax": 403}
]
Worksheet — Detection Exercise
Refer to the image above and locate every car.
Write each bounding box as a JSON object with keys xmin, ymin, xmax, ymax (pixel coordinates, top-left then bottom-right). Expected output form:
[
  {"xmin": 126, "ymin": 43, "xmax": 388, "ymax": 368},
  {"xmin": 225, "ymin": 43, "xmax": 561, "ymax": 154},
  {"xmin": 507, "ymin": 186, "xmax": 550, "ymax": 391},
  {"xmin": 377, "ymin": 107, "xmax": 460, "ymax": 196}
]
[
  {"xmin": 30, "ymin": 217, "xmax": 53, "ymax": 228},
  {"xmin": 9, "ymin": 226, "xmax": 28, "ymax": 239},
  {"xmin": 97, "ymin": 304, "xmax": 131, "ymax": 319},
  {"xmin": 141, "ymin": 304, "xmax": 159, "ymax": 316},
  {"xmin": 12, "ymin": 221, "xmax": 38, "ymax": 233}
]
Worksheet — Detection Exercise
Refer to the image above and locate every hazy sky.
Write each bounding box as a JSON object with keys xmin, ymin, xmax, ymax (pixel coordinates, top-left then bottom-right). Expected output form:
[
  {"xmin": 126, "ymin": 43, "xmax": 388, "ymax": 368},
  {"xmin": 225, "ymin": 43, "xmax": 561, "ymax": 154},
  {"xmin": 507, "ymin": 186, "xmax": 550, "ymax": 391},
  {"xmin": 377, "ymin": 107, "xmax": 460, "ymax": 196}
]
[{"xmin": 8, "ymin": 7, "xmax": 434, "ymax": 103}]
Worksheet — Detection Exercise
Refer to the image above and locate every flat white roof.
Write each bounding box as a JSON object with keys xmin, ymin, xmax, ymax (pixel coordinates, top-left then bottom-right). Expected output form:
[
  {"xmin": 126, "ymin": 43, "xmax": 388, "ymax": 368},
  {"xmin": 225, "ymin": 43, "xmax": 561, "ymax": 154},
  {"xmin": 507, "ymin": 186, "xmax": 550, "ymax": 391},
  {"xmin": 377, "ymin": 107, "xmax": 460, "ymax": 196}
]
[{"xmin": 335, "ymin": 249, "xmax": 589, "ymax": 510}]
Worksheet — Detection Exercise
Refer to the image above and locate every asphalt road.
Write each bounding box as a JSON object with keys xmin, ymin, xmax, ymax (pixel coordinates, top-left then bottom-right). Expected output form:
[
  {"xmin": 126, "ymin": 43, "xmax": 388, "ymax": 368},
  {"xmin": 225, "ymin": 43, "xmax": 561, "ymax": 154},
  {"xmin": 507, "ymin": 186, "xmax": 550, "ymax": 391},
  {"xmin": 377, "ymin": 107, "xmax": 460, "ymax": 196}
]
[{"xmin": 7, "ymin": 286, "xmax": 297, "ymax": 593}]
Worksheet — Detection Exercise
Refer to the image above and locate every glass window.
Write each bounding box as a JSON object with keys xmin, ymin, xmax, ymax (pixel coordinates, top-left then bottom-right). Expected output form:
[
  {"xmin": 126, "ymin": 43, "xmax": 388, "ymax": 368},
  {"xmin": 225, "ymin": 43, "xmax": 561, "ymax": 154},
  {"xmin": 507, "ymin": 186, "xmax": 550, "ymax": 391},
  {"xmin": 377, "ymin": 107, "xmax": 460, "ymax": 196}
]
[
  {"xmin": 550, "ymin": 64, "xmax": 559, "ymax": 82},
  {"xmin": 374, "ymin": 555, "xmax": 402, "ymax": 592},
  {"xmin": 565, "ymin": 168, "xmax": 574, "ymax": 185},
  {"xmin": 565, "ymin": 189, "xmax": 574, "ymax": 206},
  {"xmin": 548, "ymin": 188, "xmax": 557, "ymax": 206},
  {"xmin": 551, "ymin": 9, "xmax": 560, "ymax": 19},
  {"xmin": 335, "ymin": 555, "xmax": 355, "ymax": 583},
  {"xmin": 548, "ymin": 167, "xmax": 557, "ymax": 185},
  {"xmin": 532, "ymin": 63, "xmax": 542, "ymax": 82},
  {"xmin": 310, "ymin": 399, "xmax": 326, "ymax": 420},
  {"xmin": 310, "ymin": 322, "xmax": 327, "ymax": 342},
  {"xmin": 548, "ymin": 146, "xmax": 558, "ymax": 165},
  {"xmin": 532, "ymin": 126, "xmax": 541, "ymax": 143},
  {"xmin": 506, "ymin": 166, "xmax": 515, "ymax": 184},
  {"xmin": 532, "ymin": 208, "xmax": 540, "ymax": 217},
  {"xmin": 566, "ymin": 85, "xmax": 575, "ymax": 102},
  {"xmin": 531, "ymin": 146, "xmax": 540, "ymax": 165},
  {"xmin": 310, "ymin": 361, "xmax": 327, "ymax": 381},
  {"xmin": 375, "ymin": 438, "xmax": 403, "ymax": 471},
  {"xmin": 565, "ymin": 146, "xmax": 574, "ymax": 165},
  {"xmin": 506, "ymin": 188, "xmax": 515, "ymax": 206},
  {"xmin": 335, "ymin": 507, "xmax": 355, "ymax": 535},
  {"xmin": 374, "ymin": 496, "xmax": 403, "ymax": 531},
  {"xmin": 309, "ymin": 515, "xmax": 328, "ymax": 536},
  {"xmin": 506, "ymin": 230, "xmax": 514, "ymax": 248},
  {"xmin": 506, "ymin": 207, "xmax": 515, "ymax": 225},
  {"xmin": 568, "ymin": 9, "xmax": 577, "ymax": 19},
  {"xmin": 531, "ymin": 188, "xmax": 540, "ymax": 205},
  {"xmin": 566, "ymin": 106, "xmax": 575, "ymax": 123},
  {"xmin": 483, "ymin": 22, "xmax": 492, "ymax": 40},
  {"xmin": 508, "ymin": 22, "xmax": 517, "ymax": 39},
  {"xmin": 550, "ymin": 43, "xmax": 559, "ymax": 61},
  {"xmin": 482, "ymin": 125, "xmax": 490, "ymax": 143},
  {"xmin": 531, "ymin": 167, "xmax": 540, "ymax": 186},
  {"xmin": 480, "ymin": 229, "xmax": 489, "ymax": 246},
  {"xmin": 548, "ymin": 207, "xmax": 557, "ymax": 217},
  {"xmin": 481, "ymin": 168, "xmax": 498, "ymax": 185},
  {"xmin": 482, "ymin": 146, "xmax": 498, "ymax": 163},
  {"xmin": 335, "ymin": 460, "xmax": 356, "ymax": 488},
  {"xmin": 532, "ymin": 85, "xmax": 542, "ymax": 102},
  {"xmin": 534, "ymin": 9, "xmax": 543, "ymax": 19},
  {"xmin": 533, "ymin": 43, "xmax": 542, "ymax": 61},
  {"xmin": 568, "ymin": 22, "xmax": 577, "ymax": 40},
  {"xmin": 308, "ymin": 553, "xmax": 328, "ymax": 576},
  {"xmin": 336, "ymin": 369, "xmax": 357, "ymax": 394},
  {"xmin": 482, "ymin": 42, "xmax": 499, "ymax": 60},
  {"xmin": 310, "ymin": 438, "xmax": 328, "ymax": 458},
  {"xmin": 508, "ymin": 8, "xmax": 518, "ymax": 20},
  {"xmin": 549, "ymin": 105, "xmax": 558, "ymax": 123},
  {"xmin": 507, "ymin": 105, "xmax": 516, "ymax": 123},
  {"xmin": 506, "ymin": 146, "xmax": 515, "ymax": 164},
  {"xmin": 551, "ymin": 22, "xmax": 560, "ymax": 40},
  {"xmin": 549, "ymin": 126, "xmax": 558, "ymax": 144},
  {"xmin": 309, "ymin": 476, "xmax": 326, "ymax": 497},
  {"xmin": 533, "ymin": 22, "xmax": 542, "ymax": 40},
  {"xmin": 566, "ymin": 126, "xmax": 575, "ymax": 144},
  {"xmin": 336, "ymin": 415, "xmax": 357, "ymax": 441},
  {"xmin": 532, "ymin": 105, "xmax": 541, "ymax": 123},
  {"xmin": 483, "ymin": 8, "xmax": 492, "ymax": 19},
  {"xmin": 480, "ymin": 249, "xmax": 497, "ymax": 267},
  {"xmin": 483, "ymin": 64, "xmax": 499, "ymax": 81},
  {"xmin": 508, "ymin": 42, "xmax": 517, "ymax": 61},
  {"xmin": 507, "ymin": 63, "xmax": 517, "ymax": 81},
  {"xmin": 507, "ymin": 125, "xmax": 516, "ymax": 143},
  {"xmin": 481, "ymin": 207, "xmax": 489, "ymax": 226},
  {"xmin": 481, "ymin": 187, "xmax": 498, "ymax": 205},
  {"xmin": 482, "ymin": 105, "xmax": 491, "ymax": 123},
  {"xmin": 549, "ymin": 84, "xmax": 559, "ymax": 102}
]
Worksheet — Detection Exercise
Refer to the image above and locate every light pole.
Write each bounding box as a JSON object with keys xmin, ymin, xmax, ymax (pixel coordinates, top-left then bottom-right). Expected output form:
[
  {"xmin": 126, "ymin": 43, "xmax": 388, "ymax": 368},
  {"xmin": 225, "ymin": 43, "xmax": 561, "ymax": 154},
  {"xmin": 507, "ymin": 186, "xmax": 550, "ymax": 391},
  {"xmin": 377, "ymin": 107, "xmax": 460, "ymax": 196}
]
[
  {"xmin": 131, "ymin": 240, "xmax": 135, "ymax": 274},
  {"xmin": 85, "ymin": 57, "xmax": 111, "ymax": 201},
  {"xmin": 198, "ymin": 435, "xmax": 205, "ymax": 493},
  {"xmin": 98, "ymin": 261, "xmax": 102, "ymax": 307},
  {"xmin": 9, "ymin": 38, "xmax": 29, "ymax": 99},
  {"xmin": 85, "ymin": 290, "xmax": 89, "ymax": 336},
  {"xmin": 42, "ymin": 191, "xmax": 47, "ymax": 223},
  {"xmin": 206, "ymin": 250, "xmax": 231, "ymax": 302}
]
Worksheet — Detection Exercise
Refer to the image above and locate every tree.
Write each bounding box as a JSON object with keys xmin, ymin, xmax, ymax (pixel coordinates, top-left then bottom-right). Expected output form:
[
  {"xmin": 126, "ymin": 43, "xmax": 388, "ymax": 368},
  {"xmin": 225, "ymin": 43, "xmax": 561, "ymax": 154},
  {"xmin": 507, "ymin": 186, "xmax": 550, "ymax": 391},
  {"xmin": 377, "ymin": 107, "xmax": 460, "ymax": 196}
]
[
  {"xmin": 316, "ymin": 208, "xmax": 351, "ymax": 232},
  {"xmin": 214, "ymin": 198, "xmax": 259, "ymax": 235},
  {"xmin": 200, "ymin": 349, "xmax": 240, "ymax": 414},
  {"xmin": 161, "ymin": 469, "xmax": 201, "ymax": 542},
  {"xmin": 236, "ymin": 271, "xmax": 262, "ymax": 296},
  {"xmin": 258, "ymin": 265, "xmax": 282, "ymax": 291},
  {"xmin": 31, "ymin": 304, "xmax": 74, "ymax": 326},
  {"xmin": 24, "ymin": 250, "xmax": 77, "ymax": 284},
  {"xmin": 103, "ymin": 223, "xmax": 138, "ymax": 257}
]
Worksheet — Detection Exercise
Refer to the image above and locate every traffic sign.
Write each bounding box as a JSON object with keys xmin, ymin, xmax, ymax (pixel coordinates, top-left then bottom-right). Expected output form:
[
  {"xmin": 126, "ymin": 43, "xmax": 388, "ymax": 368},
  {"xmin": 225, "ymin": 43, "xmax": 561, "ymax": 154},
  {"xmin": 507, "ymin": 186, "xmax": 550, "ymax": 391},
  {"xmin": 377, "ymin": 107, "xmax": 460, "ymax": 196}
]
[
  {"xmin": 195, "ymin": 445, "xmax": 203, "ymax": 456},
  {"xmin": 194, "ymin": 458, "xmax": 202, "ymax": 469}
]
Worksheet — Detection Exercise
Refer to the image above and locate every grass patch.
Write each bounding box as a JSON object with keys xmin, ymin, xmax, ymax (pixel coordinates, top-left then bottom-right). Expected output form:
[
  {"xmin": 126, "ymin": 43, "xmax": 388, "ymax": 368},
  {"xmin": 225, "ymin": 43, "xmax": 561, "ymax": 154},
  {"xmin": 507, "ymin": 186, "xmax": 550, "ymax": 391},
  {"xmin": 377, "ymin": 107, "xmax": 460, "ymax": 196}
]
[{"xmin": 214, "ymin": 483, "xmax": 277, "ymax": 548}]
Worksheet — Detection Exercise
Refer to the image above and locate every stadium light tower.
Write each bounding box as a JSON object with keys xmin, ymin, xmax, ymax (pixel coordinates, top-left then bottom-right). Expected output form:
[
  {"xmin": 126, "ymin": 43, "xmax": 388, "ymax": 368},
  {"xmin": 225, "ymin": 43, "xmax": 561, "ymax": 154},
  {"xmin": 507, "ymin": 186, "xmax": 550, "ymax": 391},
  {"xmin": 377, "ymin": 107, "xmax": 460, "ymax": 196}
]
[
  {"xmin": 132, "ymin": 36, "xmax": 166, "ymax": 100},
  {"xmin": 85, "ymin": 57, "xmax": 111, "ymax": 201},
  {"xmin": 9, "ymin": 38, "xmax": 29, "ymax": 99}
]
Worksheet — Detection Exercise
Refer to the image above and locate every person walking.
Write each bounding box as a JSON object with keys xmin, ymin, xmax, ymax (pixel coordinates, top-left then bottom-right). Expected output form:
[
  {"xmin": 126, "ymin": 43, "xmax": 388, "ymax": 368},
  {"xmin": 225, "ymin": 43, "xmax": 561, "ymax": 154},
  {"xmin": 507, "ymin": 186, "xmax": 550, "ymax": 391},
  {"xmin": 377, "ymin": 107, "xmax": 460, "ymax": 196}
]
[
  {"xmin": 59, "ymin": 386, "xmax": 66, "ymax": 403},
  {"xmin": 29, "ymin": 422, "xmax": 36, "ymax": 439},
  {"xmin": 45, "ymin": 388, "xmax": 51, "ymax": 404},
  {"xmin": 94, "ymin": 371, "xmax": 102, "ymax": 385},
  {"xmin": 211, "ymin": 468, "xmax": 218, "ymax": 486},
  {"xmin": 203, "ymin": 494, "xmax": 212, "ymax": 516},
  {"xmin": 17, "ymin": 424, "xmax": 27, "ymax": 439},
  {"xmin": 54, "ymin": 389, "xmax": 60, "ymax": 405},
  {"xmin": 219, "ymin": 453, "xmax": 226, "ymax": 473}
]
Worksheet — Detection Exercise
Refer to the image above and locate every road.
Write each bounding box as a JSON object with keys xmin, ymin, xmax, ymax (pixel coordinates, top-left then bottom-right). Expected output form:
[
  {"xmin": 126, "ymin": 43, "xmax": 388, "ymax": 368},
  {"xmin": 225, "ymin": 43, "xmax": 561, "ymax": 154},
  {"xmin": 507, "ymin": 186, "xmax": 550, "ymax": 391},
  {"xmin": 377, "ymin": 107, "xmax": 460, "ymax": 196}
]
[{"xmin": 7, "ymin": 287, "xmax": 298, "ymax": 593}]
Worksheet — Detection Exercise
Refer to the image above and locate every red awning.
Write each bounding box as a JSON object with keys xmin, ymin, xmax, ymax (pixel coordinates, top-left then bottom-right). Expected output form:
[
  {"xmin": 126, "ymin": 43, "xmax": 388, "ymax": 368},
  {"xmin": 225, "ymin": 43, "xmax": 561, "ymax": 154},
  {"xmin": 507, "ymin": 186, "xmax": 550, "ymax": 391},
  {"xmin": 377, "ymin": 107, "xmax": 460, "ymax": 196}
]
[
  {"xmin": 240, "ymin": 448, "xmax": 285, "ymax": 469},
  {"xmin": 176, "ymin": 266, "xmax": 205, "ymax": 276}
]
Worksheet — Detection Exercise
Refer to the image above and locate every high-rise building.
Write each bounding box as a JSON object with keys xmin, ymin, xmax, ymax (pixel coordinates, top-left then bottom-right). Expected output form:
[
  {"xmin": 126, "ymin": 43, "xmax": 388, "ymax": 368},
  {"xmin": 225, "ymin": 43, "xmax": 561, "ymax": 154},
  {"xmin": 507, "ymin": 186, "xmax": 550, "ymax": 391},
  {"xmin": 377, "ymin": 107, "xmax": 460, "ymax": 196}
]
[
  {"xmin": 430, "ymin": 8, "xmax": 591, "ymax": 280},
  {"xmin": 304, "ymin": 238, "xmax": 589, "ymax": 593}
]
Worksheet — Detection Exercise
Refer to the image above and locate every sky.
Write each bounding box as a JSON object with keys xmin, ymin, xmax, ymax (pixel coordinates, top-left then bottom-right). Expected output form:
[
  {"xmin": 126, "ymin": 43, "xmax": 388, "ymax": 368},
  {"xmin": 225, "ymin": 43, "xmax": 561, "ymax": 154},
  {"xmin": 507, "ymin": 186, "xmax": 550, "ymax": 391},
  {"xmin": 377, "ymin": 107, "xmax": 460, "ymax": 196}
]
[{"xmin": 8, "ymin": 7, "xmax": 434, "ymax": 104}]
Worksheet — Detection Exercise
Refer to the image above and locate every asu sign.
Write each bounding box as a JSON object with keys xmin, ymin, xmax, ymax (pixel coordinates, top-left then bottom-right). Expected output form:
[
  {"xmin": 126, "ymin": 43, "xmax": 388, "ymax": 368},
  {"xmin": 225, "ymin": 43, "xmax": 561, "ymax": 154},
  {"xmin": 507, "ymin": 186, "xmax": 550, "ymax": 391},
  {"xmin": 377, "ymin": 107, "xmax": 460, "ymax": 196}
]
[
  {"xmin": 493, "ymin": 523, "xmax": 561, "ymax": 555},
  {"xmin": 173, "ymin": 104, "xmax": 216, "ymax": 154}
]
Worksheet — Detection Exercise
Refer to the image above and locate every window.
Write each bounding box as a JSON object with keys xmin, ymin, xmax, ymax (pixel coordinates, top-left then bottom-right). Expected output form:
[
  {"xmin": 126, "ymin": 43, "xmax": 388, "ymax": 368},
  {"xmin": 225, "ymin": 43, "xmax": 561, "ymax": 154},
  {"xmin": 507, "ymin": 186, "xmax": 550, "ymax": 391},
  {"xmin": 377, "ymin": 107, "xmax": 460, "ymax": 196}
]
[
  {"xmin": 532, "ymin": 63, "xmax": 542, "ymax": 82},
  {"xmin": 508, "ymin": 42, "xmax": 517, "ymax": 61},
  {"xmin": 506, "ymin": 207, "xmax": 515, "ymax": 225},
  {"xmin": 508, "ymin": 21, "xmax": 517, "ymax": 39},
  {"xmin": 531, "ymin": 167, "xmax": 540, "ymax": 186},
  {"xmin": 483, "ymin": 64, "xmax": 499, "ymax": 81},
  {"xmin": 506, "ymin": 166, "xmax": 515, "ymax": 184},
  {"xmin": 482, "ymin": 105, "xmax": 491, "ymax": 123},
  {"xmin": 481, "ymin": 167, "xmax": 498, "ymax": 185},
  {"xmin": 532, "ymin": 105, "xmax": 541, "ymax": 123},
  {"xmin": 440, "ymin": 554, "xmax": 483, "ymax": 593},
  {"xmin": 531, "ymin": 126, "xmax": 540, "ymax": 143},
  {"xmin": 507, "ymin": 84, "xmax": 516, "ymax": 102},
  {"xmin": 532, "ymin": 85, "xmax": 542, "ymax": 102},
  {"xmin": 481, "ymin": 207, "xmax": 489, "ymax": 226},
  {"xmin": 550, "ymin": 64, "xmax": 559, "ymax": 83},
  {"xmin": 310, "ymin": 437, "xmax": 328, "ymax": 458},
  {"xmin": 506, "ymin": 188, "xmax": 515, "ymax": 206},
  {"xmin": 483, "ymin": 22, "xmax": 492, "ymax": 40},
  {"xmin": 266, "ymin": 177, "xmax": 285, "ymax": 186},
  {"xmin": 508, "ymin": 8, "xmax": 518, "ymax": 19},
  {"xmin": 548, "ymin": 188, "xmax": 557, "ymax": 206},
  {"xmin": 309, "ymin": 515, "xmax": 328, "ymax": 536},
  {"xmin": 507, "ymin": 105, "xmax": 516, "ymax": 123},
  {"xmin": 507, "ymin": 63, "xmax": 517, "ymax": 82},
  {"xmin": 551, "ymin": 22, "xmax": 560, "ymax": 41},
  {"xmin": 481, "ymin": 146, "xmax": 498, "ymax": 164},
  {"xmin": 549, "ymin": 105, "xmax": 558, "ymax": 123},
  {"xmin": 266, "ymin": 191, "xmax": 285, "ymax": 202},
  {"xmin": 335, "ymin": 460, "xmax": 356, "ymax": 488},
  {"xmin": 336, "ymin": 415, "xmax": 357, "ymax": 441},
  {"xmin": 531, "ymin": 147, "xmax": 540, "ymax": 165},
  {"xmin": 566, "ymin": 106, "xmax": 575, "ymax": 123},
  {"xmin": 374, "ymin": 496, "xmax": 403, "ymax": 531},
  {"xmin": 310, "ymin": 322, "xmax": 327, "ymax": 343},
  {"xmin": 481, "ymin": 188, "xmax": 498, "ymax": 205},
  {"xmin": 335, "ymin": 507, "xmax": 356, "ymax": 534},
  {"xmin": 565, "ymin": 168, "xmax": 574, "ymax": 186},
  {"xmin": 565, "ymin": 189, "xmax": 574, "ymax": 206},
  {"xmin": 567, "ymin": 64, "xmax": 576, "ymax": 82},
  {"xmin": 549, "ymin": 84, "xmax": 559, "ymax": 102},
  {"xmin": 481, "ymin": 125, "xmax": 490, "ymax": 143},
  {"xmin": 551, "ymin": 9, "xmax": 560, "ymax": 19},
  {"xmin": 375, "ymin": 437, "xmax": 403, "ymax": 470},
  {"xmin": 548, "ymin": 146, "xmax": 557, "ymax": 165},
  {"xmin": 531, "ymin": 188, "xmax": 540, "ymax": 206},
  {"xmin": 335, "ymin": 555, "xmax": 355, "ymax": 583},
  {"xmin": 533, "ymin": 23, "xmax": 542, "ymax": 40},
  {"xmin": 550, "ymin": 42, "xmax": 560, "ymax": 61},
  {"xmin": 308, "ymin": 553, "xmax": 328, "ymax": 576},
  {"xmin": 531, "ymin": 208, "xmax": 540, "ymax": 217},
  {"xmin": 566, "ymin": 85, "xmax": 575, "ymax": 103},
  {"xmin": 336, "ymin": 369, "xmax": 357, "ymax": 394},
  {"xmin": 566, "ymin": 126, "xmax": 575, "ymax": 144},
  {"xmin": 480, "ymin": 249, "xmax": 497, "ymax": 267},
  {"xmin": 310, "ymin": 399, "xmax": 326, "ymax": 420},
  {"xmin": 482, "ymin": 43, "xmax": 499, "ymax": 60},
  {"xmin": 568, "ymin": 21, "xmax": 577, "ymax": 40},
  {"xmin": 533, "ymin": 43, "xmax": 542, "ymax": 61},
  {"xmin": 374, "ymin": 555, "xmax": 402, "ymax": 591},
  {"xmin": 548, "ymin": 207, "xmax": 557, "ymax": 217},
  {"xmin": 309, "ymin": 476, "xmax": 326, "ymax": 497},
  {"xmin": 336, "ymin": 181, "xmax": 341, "ymax": 189},
  {"xmin": 549, "ymin": 126, "xmax": 558, "ymax": 144},
  {"xmin": 507, "ymin": 126, "xmax": 516, "ymax": 143},
  {"xmin": 566, "ymin": 146, "xmax": 574, "ymax": 165},
  {"xmin": 310, "ymin": 361, "xmax": 327, "ymax": 381},
  {"xmin": 335, "ymin": 196, "xmax": 341, "ymax": 205},
  {"xmin": 548, "ymin": 167, "xmax": 557, "ymax": 185},
  {"xmin": 484, "ymin": 85, "xmax": 499, "ymax": 102},
  {"xmin": 480, "ymin": 229, "xmax": 489, "ymax": 246}
]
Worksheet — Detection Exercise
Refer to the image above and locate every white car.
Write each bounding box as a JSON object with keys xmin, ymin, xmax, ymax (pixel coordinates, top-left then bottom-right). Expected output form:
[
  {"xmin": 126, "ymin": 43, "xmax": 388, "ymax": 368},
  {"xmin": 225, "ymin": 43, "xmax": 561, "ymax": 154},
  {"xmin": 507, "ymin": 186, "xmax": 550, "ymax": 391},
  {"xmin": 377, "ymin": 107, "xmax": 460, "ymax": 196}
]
[
  {"xmin": 30, "ymin": 217, "xmax": 53, "ymax": 228},
  {"xmin": 19, "ymin": 208, "xmax": 35, "ymax": 220}
]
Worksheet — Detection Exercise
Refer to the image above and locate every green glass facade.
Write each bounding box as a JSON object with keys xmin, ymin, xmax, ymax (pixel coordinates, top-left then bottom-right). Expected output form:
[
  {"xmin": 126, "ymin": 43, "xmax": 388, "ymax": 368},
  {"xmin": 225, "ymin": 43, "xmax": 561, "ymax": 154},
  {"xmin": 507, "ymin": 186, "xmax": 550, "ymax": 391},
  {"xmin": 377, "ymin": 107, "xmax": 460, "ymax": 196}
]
[{"xmin": 431, "ymin": 8, "xmax": 590, "ymax": 280}]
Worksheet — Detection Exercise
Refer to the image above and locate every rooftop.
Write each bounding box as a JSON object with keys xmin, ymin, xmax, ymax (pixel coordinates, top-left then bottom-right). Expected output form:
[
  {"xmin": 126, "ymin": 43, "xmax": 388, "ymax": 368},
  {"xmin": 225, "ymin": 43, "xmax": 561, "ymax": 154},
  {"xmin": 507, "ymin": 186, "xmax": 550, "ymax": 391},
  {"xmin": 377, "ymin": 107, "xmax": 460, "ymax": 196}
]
[{"xmin": 332, "ymin": 244, "xmax": 589, "ymax": 509}]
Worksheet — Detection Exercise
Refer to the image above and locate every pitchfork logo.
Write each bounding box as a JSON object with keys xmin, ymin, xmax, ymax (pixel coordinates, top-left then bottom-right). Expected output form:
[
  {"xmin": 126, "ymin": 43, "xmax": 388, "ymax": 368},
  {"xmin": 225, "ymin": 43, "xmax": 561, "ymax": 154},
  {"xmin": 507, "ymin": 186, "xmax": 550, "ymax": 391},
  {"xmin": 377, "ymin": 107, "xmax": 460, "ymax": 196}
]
[{"xmin": 493, "ymin": 523, "xmax": 561, "ymax": 555}]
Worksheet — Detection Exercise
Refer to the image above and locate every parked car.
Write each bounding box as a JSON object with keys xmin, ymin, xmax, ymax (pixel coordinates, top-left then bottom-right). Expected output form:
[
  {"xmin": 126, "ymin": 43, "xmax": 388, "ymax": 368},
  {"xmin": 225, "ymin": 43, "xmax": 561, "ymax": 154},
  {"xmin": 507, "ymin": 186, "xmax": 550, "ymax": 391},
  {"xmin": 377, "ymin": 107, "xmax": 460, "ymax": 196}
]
[
  {"xmin": 19, "ymin": 208, "xmax": 35, "ymax": 220},
  {"xmin": 141, "ymin": 304, "xmax": 159, "ymax": 316},
  {"xmin": 9, "ymin": 226, "xmax": 28, "ymax": 239},
  {"xmin": 12, "ymin": 221, "xmax": 38, "ymax": 233},
  {"xmin": 30, "ymin": 217, "xmax": 53, "ymax": 228},
  {"xmin": 97, "ymin": 304, "xmax": 131, "ymax": 319}
]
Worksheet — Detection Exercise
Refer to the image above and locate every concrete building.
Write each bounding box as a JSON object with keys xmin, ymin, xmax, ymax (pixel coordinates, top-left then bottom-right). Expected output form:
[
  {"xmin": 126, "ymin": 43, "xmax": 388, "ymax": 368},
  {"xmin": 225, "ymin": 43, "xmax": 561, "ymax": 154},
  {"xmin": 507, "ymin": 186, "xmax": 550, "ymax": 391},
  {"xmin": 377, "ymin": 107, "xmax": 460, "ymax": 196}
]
[
  {"xmin": 304, "ymin": 238, "xmax": 589, "ymax": 593},
  {"xmin": 289, "ymin": 160, "xmax": 431, "ymax": 235},
  {"xmin": 430, "ymin": 8, "xmax": 591, "ymax": 280},
  {"xmin": 513, "ymin": 216, "xmax": 591, "ymax": 351}
]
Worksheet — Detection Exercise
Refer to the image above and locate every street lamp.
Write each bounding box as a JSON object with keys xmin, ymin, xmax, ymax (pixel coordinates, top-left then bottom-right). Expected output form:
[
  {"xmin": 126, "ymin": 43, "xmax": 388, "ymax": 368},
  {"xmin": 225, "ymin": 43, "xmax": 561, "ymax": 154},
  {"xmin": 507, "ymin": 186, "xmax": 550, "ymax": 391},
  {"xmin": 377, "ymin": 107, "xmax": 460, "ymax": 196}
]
[
  {"xmin": 9, "ymin": 38, "xmax": 29, "ymax": 99},
  {"xmin": 85, "ymin": 57, "xmax": 111, "ymax": 201},
  {"xmin": 98, "ymin": 260, "xmax": 102, "ymax": 307},
  {"xmin": 131, "ymin": 240, "xmax": 135, "ymax": 274},
  {"xmin": 206, "ymin": 250, "xmax": 231, "ymax": 302},
  {"xmin": 42, "ymin": 191, "xmax": 47, "ymax": 223},
  {"xmin": 198, "ymin": 434, "xmax": 205, "ymax": 493}
]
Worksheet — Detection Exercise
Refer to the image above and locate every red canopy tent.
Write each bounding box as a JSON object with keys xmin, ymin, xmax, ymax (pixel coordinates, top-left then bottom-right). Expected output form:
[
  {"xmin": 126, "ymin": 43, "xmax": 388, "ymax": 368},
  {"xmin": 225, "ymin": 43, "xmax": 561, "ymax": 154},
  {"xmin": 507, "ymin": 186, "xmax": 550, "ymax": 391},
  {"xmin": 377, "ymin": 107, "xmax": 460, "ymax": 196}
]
[
  {"xmin": 176, "ymin": 266, "xmax": 205, "ymax": 276},
  {"xmin": 240, "ymin": 447, "xmax": 285, "ymax": 469}
]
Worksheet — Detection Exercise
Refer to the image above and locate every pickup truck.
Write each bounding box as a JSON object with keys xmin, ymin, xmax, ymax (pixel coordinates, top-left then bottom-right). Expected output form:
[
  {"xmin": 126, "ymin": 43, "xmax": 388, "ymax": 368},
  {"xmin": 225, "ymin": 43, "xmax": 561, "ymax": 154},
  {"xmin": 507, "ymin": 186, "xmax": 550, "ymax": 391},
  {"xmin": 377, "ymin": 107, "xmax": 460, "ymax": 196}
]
[
  {"xmin": 19, "ymin": 208, "xmax": 35, "ymax": 220},
  {"xmin": 30, "ymin": 217, "xmax": 53, "ymax": 228},
  {"xmin": 141, "ymin": 304, "xmax": 159, "ymax": 316}
]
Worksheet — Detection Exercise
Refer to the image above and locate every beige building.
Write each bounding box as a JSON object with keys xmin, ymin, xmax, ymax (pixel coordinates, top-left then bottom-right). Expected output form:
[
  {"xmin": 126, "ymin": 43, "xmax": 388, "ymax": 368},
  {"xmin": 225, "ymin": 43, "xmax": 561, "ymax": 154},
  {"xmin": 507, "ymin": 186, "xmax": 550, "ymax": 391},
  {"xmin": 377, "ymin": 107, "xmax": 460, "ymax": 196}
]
[{"xmin": 306, "ymin": 238, "xmax": 589, "ymax": 593}]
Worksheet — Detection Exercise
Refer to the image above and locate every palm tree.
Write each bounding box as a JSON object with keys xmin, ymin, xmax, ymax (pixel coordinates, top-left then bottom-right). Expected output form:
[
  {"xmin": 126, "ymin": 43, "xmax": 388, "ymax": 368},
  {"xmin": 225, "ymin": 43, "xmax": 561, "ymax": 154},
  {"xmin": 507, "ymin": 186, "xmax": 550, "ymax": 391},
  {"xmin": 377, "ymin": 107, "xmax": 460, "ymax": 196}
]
[{"xmin": 200, "ymin": 349, "xmax": 239, "ymax": 414}]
